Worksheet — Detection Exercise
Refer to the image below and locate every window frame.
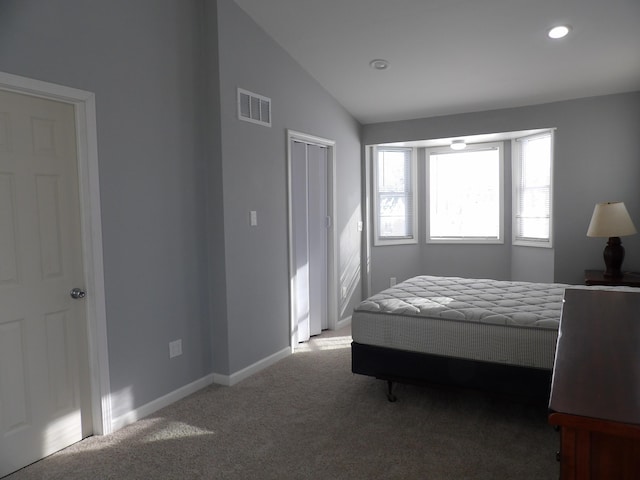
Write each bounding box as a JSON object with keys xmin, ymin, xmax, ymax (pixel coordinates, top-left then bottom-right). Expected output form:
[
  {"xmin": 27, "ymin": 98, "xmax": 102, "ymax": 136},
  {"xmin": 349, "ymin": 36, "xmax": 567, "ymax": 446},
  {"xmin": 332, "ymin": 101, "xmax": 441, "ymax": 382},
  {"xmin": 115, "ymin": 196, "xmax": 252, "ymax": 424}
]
[
  {"xmin": 426, "ymin": 142, "xmax": 504, "ymax": 245},
  {"xmin": 512, "ymin": 130, "xmax": 554, "ymax": 248},
  {"xmin": 372, "ymin": 146, "xmax": 418, "ymax": 246}
]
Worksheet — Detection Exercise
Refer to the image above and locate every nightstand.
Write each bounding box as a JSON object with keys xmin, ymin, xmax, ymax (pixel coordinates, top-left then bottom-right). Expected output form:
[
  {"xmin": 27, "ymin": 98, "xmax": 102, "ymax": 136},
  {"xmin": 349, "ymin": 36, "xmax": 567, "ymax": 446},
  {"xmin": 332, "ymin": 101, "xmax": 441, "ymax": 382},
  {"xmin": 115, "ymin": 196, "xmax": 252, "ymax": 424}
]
[{"xmin": 584, "ymin": 269, "xmax": 640, "ymax": 287}]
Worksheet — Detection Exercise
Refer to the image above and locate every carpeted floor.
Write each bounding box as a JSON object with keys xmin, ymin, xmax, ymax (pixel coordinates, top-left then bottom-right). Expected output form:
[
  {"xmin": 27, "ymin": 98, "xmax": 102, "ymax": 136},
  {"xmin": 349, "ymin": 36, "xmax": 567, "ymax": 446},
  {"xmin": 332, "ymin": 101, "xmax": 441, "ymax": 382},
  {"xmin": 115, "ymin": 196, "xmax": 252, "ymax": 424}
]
[{"xmin": 5, "ymin": 327, "xmax": 559, "ymax": 479}]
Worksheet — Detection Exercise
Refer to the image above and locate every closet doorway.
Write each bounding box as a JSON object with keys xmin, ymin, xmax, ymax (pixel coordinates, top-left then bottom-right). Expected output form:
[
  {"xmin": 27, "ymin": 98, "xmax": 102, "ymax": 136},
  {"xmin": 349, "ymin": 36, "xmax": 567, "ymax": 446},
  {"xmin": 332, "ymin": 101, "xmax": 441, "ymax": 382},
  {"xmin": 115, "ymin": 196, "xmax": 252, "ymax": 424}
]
[{"xmin": 287, "ymin": 130, "xmax": 337, "ymax": 346}]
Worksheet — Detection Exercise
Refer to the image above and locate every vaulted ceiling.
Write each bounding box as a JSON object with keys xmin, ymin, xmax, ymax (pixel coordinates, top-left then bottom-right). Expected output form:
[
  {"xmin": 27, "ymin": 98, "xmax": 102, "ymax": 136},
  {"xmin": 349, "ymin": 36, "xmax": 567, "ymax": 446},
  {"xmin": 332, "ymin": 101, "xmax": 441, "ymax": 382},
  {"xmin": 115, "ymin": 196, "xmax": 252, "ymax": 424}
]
[{"xmin": 234, "ymin": 0, "xmax": 640, "ymax": 124}]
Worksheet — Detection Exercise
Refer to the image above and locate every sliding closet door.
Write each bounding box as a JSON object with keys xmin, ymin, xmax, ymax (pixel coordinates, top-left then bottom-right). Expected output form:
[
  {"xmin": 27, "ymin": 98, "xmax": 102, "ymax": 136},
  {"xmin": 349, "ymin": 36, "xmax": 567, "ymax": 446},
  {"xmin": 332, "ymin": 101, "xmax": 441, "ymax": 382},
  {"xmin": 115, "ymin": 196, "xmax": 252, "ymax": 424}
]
[{"xmin": 290, "ymin": 140, "xmax": 328, "ymax": 342}]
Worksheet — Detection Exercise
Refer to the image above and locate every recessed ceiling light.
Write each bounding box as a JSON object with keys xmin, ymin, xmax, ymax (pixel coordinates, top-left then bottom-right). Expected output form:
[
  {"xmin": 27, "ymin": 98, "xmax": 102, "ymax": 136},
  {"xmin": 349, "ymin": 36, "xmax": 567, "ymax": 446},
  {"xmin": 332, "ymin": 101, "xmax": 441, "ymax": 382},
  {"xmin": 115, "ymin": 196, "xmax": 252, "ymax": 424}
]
[
  {"xmin": 369, "ymin": 59, "xmax": 389, "ymax": 70},
  {"xmin": 548, "ymin": 25, "xmax": 571, "ymax": 39},
  {"xmin": 450, "ymin": 140, "xmax": 467, "ymax": 150}
]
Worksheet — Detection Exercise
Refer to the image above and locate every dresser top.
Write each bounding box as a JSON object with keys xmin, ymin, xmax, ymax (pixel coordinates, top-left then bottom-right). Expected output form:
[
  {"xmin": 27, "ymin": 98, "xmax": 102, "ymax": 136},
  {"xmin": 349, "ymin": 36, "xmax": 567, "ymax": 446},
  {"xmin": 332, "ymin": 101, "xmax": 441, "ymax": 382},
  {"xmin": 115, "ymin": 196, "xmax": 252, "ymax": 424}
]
[{"xmin": 549, "ymin": 288, "xmax": 640, "ymax": 424}]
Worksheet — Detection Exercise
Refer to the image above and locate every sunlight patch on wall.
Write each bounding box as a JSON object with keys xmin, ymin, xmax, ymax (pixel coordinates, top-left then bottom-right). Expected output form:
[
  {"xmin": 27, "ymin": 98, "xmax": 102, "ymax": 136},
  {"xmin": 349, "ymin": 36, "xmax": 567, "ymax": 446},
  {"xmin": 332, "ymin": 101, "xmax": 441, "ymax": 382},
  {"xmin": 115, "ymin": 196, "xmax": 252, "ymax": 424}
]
[
  {"xmin": 339, "ymin": 207, "xmax": 362, "ymax": 314},
  {"xmin": 109, "ymin": 386, "xmax": 135, "ymax": 422}
]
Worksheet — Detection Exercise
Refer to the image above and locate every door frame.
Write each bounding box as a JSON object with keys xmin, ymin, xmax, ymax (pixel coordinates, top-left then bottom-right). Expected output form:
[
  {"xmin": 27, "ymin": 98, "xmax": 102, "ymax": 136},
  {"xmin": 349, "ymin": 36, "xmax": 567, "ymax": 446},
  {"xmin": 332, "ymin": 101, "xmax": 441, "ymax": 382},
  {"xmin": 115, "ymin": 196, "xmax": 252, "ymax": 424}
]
[
  {"xmin": 286, "ymin": 129, "xmax": 338, "ymax": 348},
  {"xmin": 0, "ymin": 71, "xmax": 112, "ymax": 435}
]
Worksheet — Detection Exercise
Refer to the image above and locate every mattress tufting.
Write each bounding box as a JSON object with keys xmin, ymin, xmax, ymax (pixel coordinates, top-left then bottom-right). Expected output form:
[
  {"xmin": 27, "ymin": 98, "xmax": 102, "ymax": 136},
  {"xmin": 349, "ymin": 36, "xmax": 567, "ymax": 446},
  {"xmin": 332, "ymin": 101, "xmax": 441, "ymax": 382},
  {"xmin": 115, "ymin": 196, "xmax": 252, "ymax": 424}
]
[
  {"xmin": 352, "ymin": 275, "xmax": 577, "ymax": 369},
  {"xmin": 356, "ymin": 275, "xmax": 571, "ymax": 329},
  {"xmin": 352, "ymin": 276, "xmax": 638, "ymax": 373}
]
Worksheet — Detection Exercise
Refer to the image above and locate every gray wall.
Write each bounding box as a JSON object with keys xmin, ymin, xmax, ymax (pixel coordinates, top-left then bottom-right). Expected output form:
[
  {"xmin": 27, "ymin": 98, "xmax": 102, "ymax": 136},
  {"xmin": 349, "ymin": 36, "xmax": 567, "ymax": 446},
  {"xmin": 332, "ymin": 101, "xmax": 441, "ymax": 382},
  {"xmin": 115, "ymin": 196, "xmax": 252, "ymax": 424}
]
[
  {"xmin": 214, "ymin": 0, "xmax": 362, "ymax": 374},
  {"xmin": 202, "ymin": 1, "xmax": 230, "ymax": 375},
  {"xmin": 0, "ymin": 0, "xmax": 363, "ymax": 413},
  {"xmin": 0, "ymin": 0, "xmax": 211, "ymax": 417},
  {"xmin": 363, "ymin": 92, "xmax": 640, "ymax": 290},
  {"xmin": 4, "ymin": 0, "xmax": 634, "ymax": 421}
]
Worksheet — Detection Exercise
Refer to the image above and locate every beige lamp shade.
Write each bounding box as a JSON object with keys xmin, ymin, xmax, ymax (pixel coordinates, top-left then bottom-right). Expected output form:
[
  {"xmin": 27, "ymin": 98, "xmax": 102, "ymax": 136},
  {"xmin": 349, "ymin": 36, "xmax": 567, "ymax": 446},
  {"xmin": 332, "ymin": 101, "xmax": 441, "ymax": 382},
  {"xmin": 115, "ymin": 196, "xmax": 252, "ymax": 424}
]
[{"xmin": 587, "ymin": 202, "xmax": 637, "ymax": 238}]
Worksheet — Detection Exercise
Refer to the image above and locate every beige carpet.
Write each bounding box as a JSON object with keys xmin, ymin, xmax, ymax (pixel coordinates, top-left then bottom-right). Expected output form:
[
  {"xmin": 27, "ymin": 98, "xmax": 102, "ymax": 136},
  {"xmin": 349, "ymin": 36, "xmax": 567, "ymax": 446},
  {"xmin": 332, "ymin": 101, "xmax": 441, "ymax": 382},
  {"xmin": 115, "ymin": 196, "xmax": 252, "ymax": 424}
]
[{"xmin": 5, "ymin": 327, "xmax": 559, "ymax": 479}]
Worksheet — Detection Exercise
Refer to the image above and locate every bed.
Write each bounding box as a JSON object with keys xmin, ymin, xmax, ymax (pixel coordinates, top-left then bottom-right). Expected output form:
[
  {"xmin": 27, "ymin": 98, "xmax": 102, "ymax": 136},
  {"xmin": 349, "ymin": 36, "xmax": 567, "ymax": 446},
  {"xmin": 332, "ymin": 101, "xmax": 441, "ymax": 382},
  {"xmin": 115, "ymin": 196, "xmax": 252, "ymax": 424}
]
[{"xmin": 351, "ymin": 275, "xmax": 572, "ymax": 402}]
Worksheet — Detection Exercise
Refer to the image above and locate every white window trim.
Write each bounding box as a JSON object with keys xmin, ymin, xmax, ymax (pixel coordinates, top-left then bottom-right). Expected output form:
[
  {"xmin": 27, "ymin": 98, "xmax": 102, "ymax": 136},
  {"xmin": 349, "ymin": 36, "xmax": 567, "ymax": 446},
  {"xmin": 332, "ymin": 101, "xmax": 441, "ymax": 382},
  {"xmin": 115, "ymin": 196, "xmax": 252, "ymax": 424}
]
[
  {"xmin": 512, "ymin": 130, "xmax": 554, "ymax": 248},
  {"xmin": 426, "ymin": 142, "xmax": 504, "ymax": 245},
  {"xmin": 372, "ymin": 146, "xmax": 418, "ymax": 246}
]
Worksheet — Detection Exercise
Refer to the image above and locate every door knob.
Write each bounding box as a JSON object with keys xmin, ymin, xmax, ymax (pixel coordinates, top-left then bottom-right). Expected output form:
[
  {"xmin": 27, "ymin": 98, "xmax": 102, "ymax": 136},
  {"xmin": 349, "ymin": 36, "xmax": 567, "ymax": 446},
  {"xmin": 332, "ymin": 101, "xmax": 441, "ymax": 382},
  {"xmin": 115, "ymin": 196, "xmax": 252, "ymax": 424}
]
[{"xmin": 70, "ymin": 287, "xmax": 86, "ymax": 299}]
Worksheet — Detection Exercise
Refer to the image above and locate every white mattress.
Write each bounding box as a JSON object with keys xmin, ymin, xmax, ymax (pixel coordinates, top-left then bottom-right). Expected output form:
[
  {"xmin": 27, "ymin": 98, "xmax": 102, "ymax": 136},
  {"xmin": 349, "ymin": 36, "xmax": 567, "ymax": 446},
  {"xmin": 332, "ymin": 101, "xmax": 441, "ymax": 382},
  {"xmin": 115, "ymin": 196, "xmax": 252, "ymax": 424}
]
[{"xmin": 352, "ymin": 275, "xmax": 571, "ymax": 370}]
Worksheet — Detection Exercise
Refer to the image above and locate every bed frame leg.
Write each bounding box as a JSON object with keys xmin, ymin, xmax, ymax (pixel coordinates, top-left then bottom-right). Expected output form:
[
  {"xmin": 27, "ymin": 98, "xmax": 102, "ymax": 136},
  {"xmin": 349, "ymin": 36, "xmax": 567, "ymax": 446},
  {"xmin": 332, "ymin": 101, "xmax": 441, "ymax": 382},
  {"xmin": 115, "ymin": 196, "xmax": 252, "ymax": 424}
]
[{"xmin": 386, "ymin": 380, "xmax": 397, "ymax": 402}]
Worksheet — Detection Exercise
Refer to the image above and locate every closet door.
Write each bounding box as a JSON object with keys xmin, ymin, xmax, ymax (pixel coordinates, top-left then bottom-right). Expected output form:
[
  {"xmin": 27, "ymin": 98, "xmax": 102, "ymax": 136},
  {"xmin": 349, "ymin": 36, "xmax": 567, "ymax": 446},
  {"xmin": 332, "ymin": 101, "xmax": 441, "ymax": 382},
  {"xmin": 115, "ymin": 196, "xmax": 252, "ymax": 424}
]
[
  {"xmin": 306, "ymin": 144, "xmax": 328, "ymax": 335},
  {"xmin": 290, "ymin": 141, "xmax": 328, "ymax": 342}
]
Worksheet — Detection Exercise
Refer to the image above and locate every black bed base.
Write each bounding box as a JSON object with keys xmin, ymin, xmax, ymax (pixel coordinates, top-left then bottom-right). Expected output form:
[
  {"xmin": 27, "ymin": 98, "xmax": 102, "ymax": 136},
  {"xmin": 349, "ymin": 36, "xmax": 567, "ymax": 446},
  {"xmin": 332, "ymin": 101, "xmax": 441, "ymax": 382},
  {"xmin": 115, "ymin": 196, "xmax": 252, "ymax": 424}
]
[{"xmin": 351, "ymin": 342, "xmax": 552, "ymax": 403}]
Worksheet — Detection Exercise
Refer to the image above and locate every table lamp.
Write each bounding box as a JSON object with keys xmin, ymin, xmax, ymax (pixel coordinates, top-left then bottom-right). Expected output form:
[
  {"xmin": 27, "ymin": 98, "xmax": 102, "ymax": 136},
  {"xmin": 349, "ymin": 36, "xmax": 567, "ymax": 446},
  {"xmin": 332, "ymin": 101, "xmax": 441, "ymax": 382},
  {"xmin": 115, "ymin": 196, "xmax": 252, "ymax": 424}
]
[{"xmin": 586, "ymin": 201, "xmax": 637, "ymax": 278}]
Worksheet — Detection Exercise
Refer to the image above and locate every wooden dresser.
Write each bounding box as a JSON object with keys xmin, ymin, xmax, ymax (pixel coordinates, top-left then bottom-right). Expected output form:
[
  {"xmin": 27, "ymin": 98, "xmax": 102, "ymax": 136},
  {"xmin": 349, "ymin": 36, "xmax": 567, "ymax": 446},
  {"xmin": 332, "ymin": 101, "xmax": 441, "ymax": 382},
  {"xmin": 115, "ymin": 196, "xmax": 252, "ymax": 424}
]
[{"xmin": 549, "ymin": 288, "xmax": 640, "ymax": 479}]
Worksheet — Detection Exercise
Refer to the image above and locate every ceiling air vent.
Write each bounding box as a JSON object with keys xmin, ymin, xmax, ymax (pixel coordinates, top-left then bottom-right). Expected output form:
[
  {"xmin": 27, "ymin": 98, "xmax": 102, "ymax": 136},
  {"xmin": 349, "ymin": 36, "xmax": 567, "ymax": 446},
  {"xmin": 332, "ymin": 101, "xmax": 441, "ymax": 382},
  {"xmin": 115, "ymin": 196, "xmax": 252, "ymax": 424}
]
[{"xmin": 237, "ymin": 88, "xmax": 271, "ymax": 127}]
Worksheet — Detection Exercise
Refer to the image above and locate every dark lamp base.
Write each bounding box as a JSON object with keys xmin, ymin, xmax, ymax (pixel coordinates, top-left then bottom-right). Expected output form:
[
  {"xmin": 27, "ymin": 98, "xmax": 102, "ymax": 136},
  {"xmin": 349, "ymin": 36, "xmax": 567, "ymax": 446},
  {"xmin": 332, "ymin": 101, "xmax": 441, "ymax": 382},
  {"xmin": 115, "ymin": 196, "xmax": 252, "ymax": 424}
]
[{"xmin": 603, "ymin": 236, "xmax": 625, "ymax": 278}]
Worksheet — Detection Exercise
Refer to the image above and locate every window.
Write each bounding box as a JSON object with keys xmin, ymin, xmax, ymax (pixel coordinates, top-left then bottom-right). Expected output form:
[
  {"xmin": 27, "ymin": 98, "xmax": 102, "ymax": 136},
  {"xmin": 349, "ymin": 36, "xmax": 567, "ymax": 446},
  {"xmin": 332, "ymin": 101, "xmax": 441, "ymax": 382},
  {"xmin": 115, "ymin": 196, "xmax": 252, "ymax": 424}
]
[
  {"xmin": 373, "ymin": 147, "xmax": 417, "ymax": 245},
  {"xmin": 427, "ymin": 143, "xmax": 503, "ymax": 243},
  {"xmin": 513, "ymin": 131, "xmax": 553, "ymax": 247}
]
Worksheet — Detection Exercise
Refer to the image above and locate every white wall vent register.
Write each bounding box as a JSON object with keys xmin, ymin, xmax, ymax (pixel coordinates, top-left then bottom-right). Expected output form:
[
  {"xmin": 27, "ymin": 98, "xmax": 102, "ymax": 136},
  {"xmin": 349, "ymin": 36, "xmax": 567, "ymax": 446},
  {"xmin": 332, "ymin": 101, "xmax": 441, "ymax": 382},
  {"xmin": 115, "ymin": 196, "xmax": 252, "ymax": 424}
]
[{"xmin": 237, "ymin": 88, "xmax": 271, "ymax": 127}]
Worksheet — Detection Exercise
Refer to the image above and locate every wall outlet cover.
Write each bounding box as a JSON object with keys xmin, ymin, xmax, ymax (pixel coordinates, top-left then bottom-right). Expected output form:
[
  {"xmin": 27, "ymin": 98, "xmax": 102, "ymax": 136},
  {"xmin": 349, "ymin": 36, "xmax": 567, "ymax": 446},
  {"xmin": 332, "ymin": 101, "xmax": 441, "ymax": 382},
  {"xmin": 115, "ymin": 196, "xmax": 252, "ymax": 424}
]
[{"xmin": 169, "ymin": 339, "xmax": 182, "ymax": 358}]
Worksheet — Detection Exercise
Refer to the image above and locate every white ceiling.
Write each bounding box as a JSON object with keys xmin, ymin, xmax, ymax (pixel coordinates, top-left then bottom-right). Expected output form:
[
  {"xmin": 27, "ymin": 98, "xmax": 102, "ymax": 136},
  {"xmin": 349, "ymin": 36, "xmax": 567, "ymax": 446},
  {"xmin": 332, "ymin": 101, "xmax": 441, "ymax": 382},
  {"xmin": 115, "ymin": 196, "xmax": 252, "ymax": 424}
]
[{"xmin": 233, "ymin": 0, "xmax": 640, "ymax": 124}]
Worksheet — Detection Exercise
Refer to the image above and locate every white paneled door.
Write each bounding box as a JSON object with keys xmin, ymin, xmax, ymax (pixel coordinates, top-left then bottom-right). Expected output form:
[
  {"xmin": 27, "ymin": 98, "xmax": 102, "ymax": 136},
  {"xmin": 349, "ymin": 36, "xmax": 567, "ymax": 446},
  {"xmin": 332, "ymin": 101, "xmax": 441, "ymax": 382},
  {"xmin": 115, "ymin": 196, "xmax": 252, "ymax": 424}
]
[{"xmin": 0, "ymin": 90, "xmax": 88, "ymax": 477}]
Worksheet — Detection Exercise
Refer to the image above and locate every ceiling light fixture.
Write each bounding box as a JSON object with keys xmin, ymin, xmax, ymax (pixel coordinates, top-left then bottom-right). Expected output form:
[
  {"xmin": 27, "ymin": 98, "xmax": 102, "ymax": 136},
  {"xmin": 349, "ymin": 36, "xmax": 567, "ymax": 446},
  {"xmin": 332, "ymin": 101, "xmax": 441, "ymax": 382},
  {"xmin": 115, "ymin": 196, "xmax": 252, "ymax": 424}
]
[
  {"xmin": 450, "ymin": 139, "xmax": 467, "ymax": 150},
  {"xmin": 369, "ymin": 59, "xmax": 389, "ymax": 70},
  {"xmin": 548, "ymin": 25, "xmax": 571, "ymax": 39}
]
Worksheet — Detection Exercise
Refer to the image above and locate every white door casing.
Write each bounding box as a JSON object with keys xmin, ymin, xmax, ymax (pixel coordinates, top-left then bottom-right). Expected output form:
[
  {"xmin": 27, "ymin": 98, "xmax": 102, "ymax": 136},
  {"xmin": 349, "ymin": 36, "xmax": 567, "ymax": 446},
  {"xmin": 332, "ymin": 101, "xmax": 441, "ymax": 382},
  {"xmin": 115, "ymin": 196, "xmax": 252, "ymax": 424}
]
[{"xmin": 0, "ymin": 72, "xmax": 110, "ymax": 476}]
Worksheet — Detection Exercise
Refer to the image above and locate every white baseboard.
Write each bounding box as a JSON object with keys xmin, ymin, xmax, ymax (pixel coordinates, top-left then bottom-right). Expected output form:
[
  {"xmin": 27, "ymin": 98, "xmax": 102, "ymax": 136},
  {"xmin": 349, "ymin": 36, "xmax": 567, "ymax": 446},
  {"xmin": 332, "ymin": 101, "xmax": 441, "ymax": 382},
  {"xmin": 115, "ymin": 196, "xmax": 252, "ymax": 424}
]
[
  {"xmin": 109, "ymin": 346, "xmax": 291, "ymax": 431},
  {"xmin": 213, "ymin": 346, "xmax": 290, "ymax": 386},
  {"xmin": 110, "ymin": 374, "xmax": 214, "ymax": 432}
]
